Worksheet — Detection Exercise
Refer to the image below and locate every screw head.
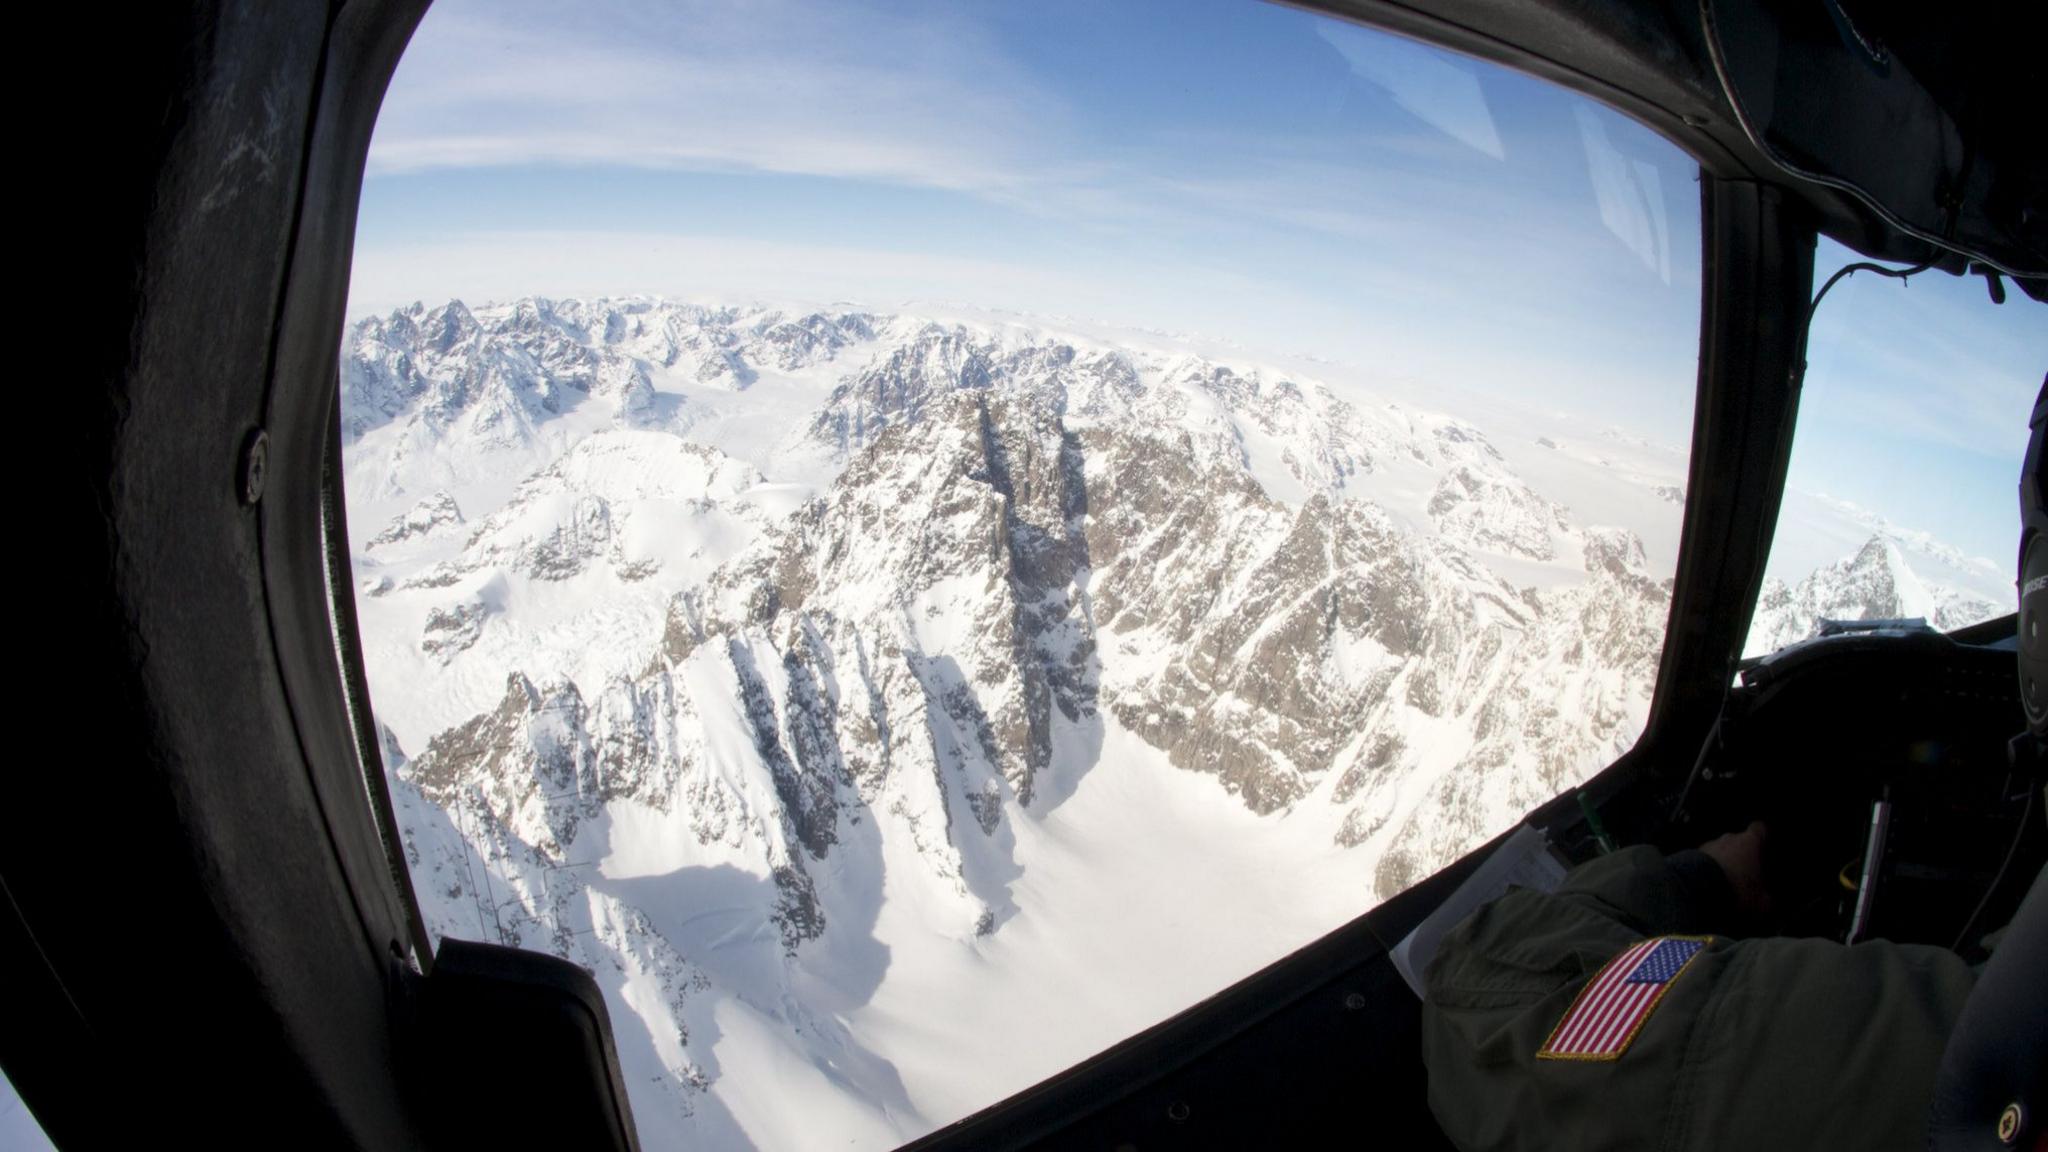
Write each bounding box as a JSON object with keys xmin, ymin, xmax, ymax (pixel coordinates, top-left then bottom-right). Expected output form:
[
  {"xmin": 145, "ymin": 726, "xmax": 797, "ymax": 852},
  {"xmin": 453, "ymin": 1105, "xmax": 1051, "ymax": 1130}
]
[
  {"xmin": 239, "ymin": 428, "xmax": 269, "ymax": 506},
  {"xmin": 1165, "ymin": 1101, "xmax": 1190, "ymax": 1123},
  {"xmin": 1997, "ymin": 1102, "xmax": 2022, "ymax": 1145},
  {"xmin": 1344, "ymin": 991, "xmax": 1368, "ymax": 1010}
]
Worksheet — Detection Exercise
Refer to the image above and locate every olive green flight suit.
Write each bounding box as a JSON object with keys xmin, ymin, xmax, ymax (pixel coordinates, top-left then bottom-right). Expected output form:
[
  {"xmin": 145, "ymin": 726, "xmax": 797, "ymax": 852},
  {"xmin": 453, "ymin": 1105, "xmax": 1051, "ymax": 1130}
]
[{"xmin": 1421, "ymin": 845, "xmax": 1977, "ymax": 1152}]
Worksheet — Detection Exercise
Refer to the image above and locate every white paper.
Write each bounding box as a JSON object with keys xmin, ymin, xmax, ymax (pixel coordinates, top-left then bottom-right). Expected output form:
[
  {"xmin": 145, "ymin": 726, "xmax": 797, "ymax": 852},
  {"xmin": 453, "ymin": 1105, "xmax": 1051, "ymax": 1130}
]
[{"xmin": 1390, "ymin": 824, "xmax": 1569, "ymax": 998}]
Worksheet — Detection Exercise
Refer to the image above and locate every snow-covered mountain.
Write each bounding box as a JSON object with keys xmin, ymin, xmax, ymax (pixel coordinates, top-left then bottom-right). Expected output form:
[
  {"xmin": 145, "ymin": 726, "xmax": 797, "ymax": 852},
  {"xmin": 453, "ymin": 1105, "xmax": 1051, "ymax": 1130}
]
[
  {"xmin": 340, "ymin": 295, "xmax": 1995, "ymax": 1150},
  {"xmin": 1744, "ymin": 533, "xmax": 2003, "ymax": 656}
]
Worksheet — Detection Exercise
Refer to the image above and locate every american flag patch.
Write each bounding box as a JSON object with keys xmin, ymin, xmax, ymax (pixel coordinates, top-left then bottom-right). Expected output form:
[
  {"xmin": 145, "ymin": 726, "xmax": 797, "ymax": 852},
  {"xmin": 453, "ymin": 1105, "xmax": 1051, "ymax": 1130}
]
[{"xmin": 1537, "ymin": 936, "xmax": 1709, "ymax": 1061}]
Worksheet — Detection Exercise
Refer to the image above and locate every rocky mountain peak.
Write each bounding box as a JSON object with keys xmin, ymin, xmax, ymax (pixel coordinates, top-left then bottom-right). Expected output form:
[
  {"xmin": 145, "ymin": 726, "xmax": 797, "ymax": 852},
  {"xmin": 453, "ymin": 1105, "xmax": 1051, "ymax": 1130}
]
[
  {"xmin": 368, "ymin": 490, "xmax": 465, "ymax": 549},
  {"xmin": 1582, "ymin": 525, "xmax": 1650, "ymax": 579},
  {"xmin": 1744, "ymin": 531, "xmax": 2001, "ymax": 656},
  {"xmin": 406, "ymin": 671, "xmax": 600, "ymax": 858}
]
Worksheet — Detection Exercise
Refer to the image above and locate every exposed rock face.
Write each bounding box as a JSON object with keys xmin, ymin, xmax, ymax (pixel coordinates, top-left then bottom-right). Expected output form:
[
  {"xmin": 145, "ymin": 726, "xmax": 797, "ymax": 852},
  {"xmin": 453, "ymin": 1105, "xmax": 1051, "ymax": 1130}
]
[
  {"xmin": 420, "ymin": 600, "xmax": 489, "ymax": 661},
  {"xmin": 404, "ymin": 432, "xmax": 767, "ymax": 589},
  {"xmin": 380, "ymin": 724, "xmax": 722, "ymax": 1123},
  {"xmin": 810, "ymin": 323, "xmax": 997, "ymax": 451},
  {"xmin": 369, "ymin": 490, "xmax": 464, "ymax": 549},
  {"xmin": 342, "ymin": 297, "xmax": 878, "ymax": 499},
  {"xmin": 1428, "ymin": 465, "xmax": 1570, "ymax": 560},
  {"xmin": 754, "ymin": 311, "xmax": 877, "ymax": 371},
  {"xmin": 345, "ymin": 298, "xmax": 645, "ymax": 447},
  {"xmin": 409, "ymin": 673, "xmax": 604, "ymax": 858},
  {"xmin": 673, "ymin": 393, "xmax": 1096, "ymax": 807}
]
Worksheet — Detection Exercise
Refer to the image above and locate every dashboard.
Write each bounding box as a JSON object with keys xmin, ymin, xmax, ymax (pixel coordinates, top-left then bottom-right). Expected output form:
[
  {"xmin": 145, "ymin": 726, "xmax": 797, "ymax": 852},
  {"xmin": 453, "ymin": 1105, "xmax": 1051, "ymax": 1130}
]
[{"xmin": 1663, "ymin": 624, "xmax": 2041, "ymax": 954}]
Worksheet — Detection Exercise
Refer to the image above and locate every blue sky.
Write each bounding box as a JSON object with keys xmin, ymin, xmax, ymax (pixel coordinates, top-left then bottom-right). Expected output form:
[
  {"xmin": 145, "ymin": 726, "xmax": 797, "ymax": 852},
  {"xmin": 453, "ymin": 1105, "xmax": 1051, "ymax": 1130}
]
[
  {"xmin": 353, "ymin": 0, "xmax": 1701, "ymax": 428},
  {"xmin": 352, "ymin": 0, "xmax": 2042, "ymax": 565},
  {"xmin": 1793, "ymin": 239, "xmax": 2045, "ymax": 566}
]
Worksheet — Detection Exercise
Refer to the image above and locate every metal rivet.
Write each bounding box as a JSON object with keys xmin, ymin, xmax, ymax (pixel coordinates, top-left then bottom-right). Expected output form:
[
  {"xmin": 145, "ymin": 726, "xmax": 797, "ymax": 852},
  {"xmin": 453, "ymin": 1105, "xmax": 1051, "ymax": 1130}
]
[
  {"xmin": 239, "ymin": 428, "xmax": 269, "ymax": 506},
  {"xmin": 1165, "ymin": 1101, "xmax": 1190, "ymax": 1123},
  {"xmin": 1998, "ymin": 1102, "xmax": 2022, "ymax": 1145},
  {"xmin": 1344, "ymin": 991, "xmax": 1367, "ymax": 1010}
]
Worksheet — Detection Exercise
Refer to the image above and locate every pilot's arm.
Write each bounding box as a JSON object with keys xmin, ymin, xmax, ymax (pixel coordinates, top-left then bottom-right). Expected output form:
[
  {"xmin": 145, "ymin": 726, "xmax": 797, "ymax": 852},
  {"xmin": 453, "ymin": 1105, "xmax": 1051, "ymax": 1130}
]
[{"xmin": 1420, "ymin": 834, "xmax": 1977, "ymax": 1152}]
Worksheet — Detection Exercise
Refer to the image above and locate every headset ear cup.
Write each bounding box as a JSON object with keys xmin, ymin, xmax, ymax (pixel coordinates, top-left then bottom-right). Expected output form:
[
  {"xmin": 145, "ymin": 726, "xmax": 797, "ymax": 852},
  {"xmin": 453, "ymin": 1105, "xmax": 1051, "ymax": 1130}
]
[
  {"xmin": 2023, "ymin": 531, "xmax": 2048, "ymax": 730},
  {"xmin": 2020, "ymin": 377, "xmax": 2048, "ymax": 735}
]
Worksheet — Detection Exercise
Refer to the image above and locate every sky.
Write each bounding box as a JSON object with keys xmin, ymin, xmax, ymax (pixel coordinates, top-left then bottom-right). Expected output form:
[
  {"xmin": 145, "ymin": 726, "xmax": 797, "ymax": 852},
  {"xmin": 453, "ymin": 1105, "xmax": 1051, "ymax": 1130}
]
[
  {"xmin": 351, "ymin": 0, "xmax": 2044, "ymax": 568},
  {"xmin": 1791, "ymin": 239, "xmax": 2045, "ymax": 568}
]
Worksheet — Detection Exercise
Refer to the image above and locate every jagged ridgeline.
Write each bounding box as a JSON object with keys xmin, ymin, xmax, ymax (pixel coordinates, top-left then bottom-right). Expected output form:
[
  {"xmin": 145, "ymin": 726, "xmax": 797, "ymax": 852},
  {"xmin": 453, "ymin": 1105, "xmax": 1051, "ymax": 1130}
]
[{"xmin": 341, "ymin": 296, "xmax": 1799, "ymax": 1145}]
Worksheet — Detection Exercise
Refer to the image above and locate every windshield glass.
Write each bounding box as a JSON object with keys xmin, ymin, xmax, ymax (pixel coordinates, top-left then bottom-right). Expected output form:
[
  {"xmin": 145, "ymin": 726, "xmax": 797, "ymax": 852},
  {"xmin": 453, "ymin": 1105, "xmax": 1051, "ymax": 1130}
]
[
  {"xmin": 1, "ymin": 1071, "xmax": 54, "ymax": 1152},
  {"xmin": 1745, "ymin": 239, "xmax": 2045, "ymax": 658},
  {"xmin": 343, "ymin": 2, "xmax": 1701, "ymax": 1146}
]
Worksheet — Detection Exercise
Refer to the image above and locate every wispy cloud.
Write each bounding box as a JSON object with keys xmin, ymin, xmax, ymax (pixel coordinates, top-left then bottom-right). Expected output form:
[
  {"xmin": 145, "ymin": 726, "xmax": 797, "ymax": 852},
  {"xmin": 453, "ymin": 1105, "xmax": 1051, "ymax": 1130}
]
[
  {"xmin": 370, "ymin": 0, "xmax": 1074, "ymax": 194},
  {"xmin": 371, "ymin": 2, "xmax": 1576, "ymax": 239}
]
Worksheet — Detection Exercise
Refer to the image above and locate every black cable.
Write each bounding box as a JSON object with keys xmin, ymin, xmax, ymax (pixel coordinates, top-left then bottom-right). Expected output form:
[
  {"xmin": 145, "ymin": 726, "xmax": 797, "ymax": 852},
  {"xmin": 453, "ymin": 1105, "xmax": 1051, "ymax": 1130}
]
[
  {"xmin": 1952, "ymin": 781, "xmax": 2038, "ymax": 951},
  {"xmin": 1697, "ymin": 0, "xmax": 2047, "ymax": 282},
  {"xmin": 1807, "ymin": 258, "xmax": 1937, "ymax": 328},
  {"xmin": 1667, "ymin": 713, "xmax": 1725, "ymax": 825},
  {"xmin": 1789, "ymin": 256, "xmax": 1938, "ymax": 396}
]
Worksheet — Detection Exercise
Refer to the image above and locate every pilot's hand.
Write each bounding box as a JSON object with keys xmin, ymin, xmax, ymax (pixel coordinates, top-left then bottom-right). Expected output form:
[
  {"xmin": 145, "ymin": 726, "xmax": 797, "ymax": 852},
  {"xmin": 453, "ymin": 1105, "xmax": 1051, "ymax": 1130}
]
[{"xmin": 1700, "ymin": 820, "xmax": 1772, "ymax": 922}]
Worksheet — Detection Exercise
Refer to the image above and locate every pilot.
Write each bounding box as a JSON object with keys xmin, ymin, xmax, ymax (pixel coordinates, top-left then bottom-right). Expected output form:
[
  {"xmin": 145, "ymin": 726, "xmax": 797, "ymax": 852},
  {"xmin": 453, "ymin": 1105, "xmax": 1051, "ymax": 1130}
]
[{"xmin": 1418, "ymin": 821, "xmax": 1987, "ymax": 1150}]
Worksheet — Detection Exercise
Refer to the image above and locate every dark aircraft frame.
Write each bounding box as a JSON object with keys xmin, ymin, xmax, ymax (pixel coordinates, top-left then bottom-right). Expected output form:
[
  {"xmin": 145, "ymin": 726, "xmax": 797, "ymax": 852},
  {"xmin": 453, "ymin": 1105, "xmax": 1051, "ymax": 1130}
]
[{"xmin": 9, "ymin": 0, "xmax": 2042, "ymax": 1148}]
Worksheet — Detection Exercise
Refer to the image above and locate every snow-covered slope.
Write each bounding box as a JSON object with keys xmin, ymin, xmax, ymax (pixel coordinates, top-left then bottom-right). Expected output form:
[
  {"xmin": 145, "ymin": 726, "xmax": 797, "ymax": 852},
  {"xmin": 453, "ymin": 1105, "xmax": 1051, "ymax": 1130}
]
[{"xmin": 339, "ymin": 295, "xmax": 1994, "ymax": 1150}]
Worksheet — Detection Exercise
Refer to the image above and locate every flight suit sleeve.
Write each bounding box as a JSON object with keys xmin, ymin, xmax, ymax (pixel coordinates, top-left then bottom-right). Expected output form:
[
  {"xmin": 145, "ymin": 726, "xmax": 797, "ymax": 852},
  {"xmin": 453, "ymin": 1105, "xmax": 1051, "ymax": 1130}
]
[{"xmin": 1420, "ymin": 845, "xmax": 1977, "ymax": 1152}]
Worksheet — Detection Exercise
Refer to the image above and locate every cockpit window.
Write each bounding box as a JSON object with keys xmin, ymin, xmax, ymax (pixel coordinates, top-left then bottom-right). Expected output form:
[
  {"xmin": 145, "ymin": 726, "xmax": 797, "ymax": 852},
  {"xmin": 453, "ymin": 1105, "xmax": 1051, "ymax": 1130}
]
[
  {"xmin": 1, "ymin": 1070, "xmax": 55, "ymax": 1152},
  {"xmin": 1743, "ymin": 239, "xmax": 2044, "ymax": 660},
  {"xmin": 342, "ymin": 2, "xmax": 1699, "ymax": 1145}
]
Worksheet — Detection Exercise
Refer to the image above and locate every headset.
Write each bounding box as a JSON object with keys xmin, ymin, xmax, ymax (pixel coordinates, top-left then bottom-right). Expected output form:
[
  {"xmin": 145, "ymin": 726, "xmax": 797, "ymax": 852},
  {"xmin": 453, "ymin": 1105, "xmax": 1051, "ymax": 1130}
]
[
  {"xmin": 2018, "ymin": 377, "xmax": 2048, "ymax": 736},
  {"xmin": 1937, "ymin": 373, "xmax": 2048, "ymax": 1152}
]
